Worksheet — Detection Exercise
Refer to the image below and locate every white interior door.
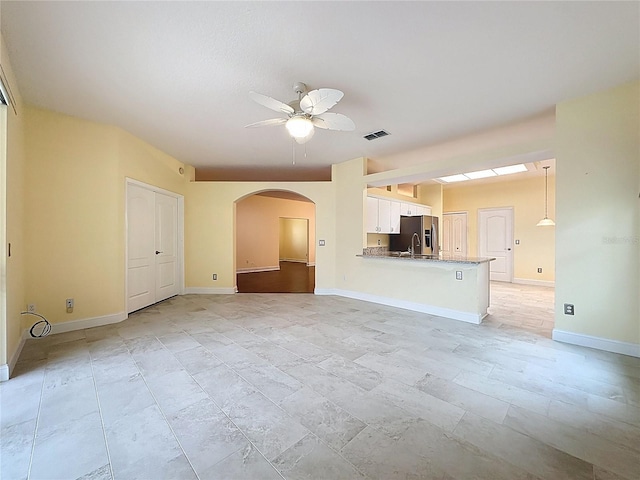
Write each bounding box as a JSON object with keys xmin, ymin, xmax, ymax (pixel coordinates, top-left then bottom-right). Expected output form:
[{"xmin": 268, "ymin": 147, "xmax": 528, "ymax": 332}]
[
  {"xmin": 155, "ymin": 192, "xmax": 179, "ymax": 302},
  {"xmin": 478, "ymin": 208, "xmax": 513, "ymax": 282},
  {"xmin": 443, "ymin": 213, "xmax": 468, "ymax": 256},
  {"xmin": 127, "ymin": 184, "xmax": 156, "ymax": 312},
  {"xmin": 127, "ymin": 183, "xmax": 180, "ymax": 313}
]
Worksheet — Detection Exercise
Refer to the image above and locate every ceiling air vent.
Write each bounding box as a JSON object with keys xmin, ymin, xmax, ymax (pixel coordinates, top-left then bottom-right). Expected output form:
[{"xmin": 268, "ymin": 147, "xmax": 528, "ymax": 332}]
[{"xmin": 364, "ymin": 130, "xmax": 390, "ymax": 141}]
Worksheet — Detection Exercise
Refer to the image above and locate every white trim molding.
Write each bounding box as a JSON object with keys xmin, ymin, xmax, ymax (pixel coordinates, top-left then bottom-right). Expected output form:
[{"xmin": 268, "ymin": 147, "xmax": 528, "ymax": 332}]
[
  {"xmin": 1, "ymin": 336, "xmax": 26, "ymax": 382},
  {"xmin": 22, "ymin": 311, "xmax": 128, "ymax": 338},
  {"xmin": 279, "ymin": 258, "xmax": 307, "ymax": 264},
  {"xmin": 513, "ymin": 278, "xmax": 555, "ymax": 288},
  {"xmin": 315, "ymin": 288, "xmax": 485, "ymax": 325},
  {"xmin": 552, "ymin": 329, "xmax": 640, "ymax": 358},
  {"xmin": 236, "ymin": 266, "xmax": 280, "ymax": 274},
  {"xmin": 184, "ymin": 287, "xmax": 236, "ymax": 294}
]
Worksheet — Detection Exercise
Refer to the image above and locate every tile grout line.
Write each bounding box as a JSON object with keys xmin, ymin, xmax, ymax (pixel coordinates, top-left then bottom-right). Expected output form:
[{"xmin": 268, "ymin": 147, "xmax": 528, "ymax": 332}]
[
  {"xmin": 87, "ymin": 335, "xmax": 116, "ymax": 480},
  {"xmin": 180, "ymin": 324, "xmax": 371, "ymax": 479},
  {"xmin": 167, "ymin": 332, "xmax": 288, "ymax": 480},
  {"xmin": 125, "ymin": 336, "xmax": 202, "ymax": 480},
  {"xmin": 25, "ymin": 359, "xmax": 47, "ymax": 480}
]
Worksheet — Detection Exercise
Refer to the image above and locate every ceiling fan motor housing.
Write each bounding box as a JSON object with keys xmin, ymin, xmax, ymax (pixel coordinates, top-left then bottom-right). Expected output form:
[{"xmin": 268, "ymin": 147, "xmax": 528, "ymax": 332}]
[{"xmin": 293, "ymin": 82, "xmax": 307, "ymax": 96}]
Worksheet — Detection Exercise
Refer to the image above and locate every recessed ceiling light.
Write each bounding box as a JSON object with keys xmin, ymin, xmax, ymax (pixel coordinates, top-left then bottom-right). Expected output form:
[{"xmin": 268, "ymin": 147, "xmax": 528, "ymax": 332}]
[
  {"xmin": 493, "ymin": 164, "xmax": 528, "ymax": 175},
  {"xmin": 465, "ymin": 169, "xmax": 497, "ymax": 179},
  {"xmin": 439, "ymin": 174, "xmax": 469, "ymax": 183}
]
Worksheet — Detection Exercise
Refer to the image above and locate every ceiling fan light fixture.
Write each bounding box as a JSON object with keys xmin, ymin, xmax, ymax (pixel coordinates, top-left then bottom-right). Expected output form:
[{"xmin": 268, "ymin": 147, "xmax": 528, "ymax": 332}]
[{"xmin": 286, "ymin": 116, "xmax": 314, "ymax": 139}]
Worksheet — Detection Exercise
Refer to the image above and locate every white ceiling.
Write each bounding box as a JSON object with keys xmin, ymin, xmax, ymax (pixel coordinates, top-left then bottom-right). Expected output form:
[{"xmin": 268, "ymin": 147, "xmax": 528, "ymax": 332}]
[{"xmin": 2, "ymin": 1, "xmax": 638, "ymax": 179}]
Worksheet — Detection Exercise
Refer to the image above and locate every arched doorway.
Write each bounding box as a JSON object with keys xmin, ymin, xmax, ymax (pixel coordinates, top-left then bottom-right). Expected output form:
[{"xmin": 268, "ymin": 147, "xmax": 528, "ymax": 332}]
[{"xmin": 235, "ymin": 190, "xmax": 316, "ymax": 293}]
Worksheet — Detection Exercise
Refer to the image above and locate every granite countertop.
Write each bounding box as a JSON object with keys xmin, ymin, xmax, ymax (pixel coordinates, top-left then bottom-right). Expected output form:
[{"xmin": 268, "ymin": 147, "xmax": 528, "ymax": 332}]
[{"xmin": 358, "ymin": 247, "xmax": 495, "ymax": 265}]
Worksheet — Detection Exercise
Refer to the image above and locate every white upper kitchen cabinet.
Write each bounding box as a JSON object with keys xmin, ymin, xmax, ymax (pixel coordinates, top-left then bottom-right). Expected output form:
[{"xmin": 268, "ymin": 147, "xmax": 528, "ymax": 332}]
[
  {"xmin": 390, "ymin": 201, "xmax": 401, "ymax": 233},
  {"xmin": 366, "ymin": 196, "xmax": 380, "ymax": 233},
  {"xmin": 367, "ymin": 195, "xmax": 431, "ymax": 233}
]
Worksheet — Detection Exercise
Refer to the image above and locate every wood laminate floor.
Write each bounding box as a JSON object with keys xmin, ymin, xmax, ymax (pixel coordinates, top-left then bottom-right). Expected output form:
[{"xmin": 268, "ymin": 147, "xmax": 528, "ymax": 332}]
[{"xmin": 237, "ymin": 261, "xmax": 315, "ymax": 293}]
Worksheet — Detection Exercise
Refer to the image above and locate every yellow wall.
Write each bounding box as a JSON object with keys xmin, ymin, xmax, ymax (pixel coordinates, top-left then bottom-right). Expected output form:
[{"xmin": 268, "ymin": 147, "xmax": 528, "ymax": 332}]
[
  {"xmin": 23, "ymin": 107, "xmax": 190, "ymax": 326},
  {"xmin": 1, "ymin": 31, "xmax": 26, "ymax": 373},
  {"xmin": 555, "ymin": 81, "xmax": 639, "ymax": 345},
  {"xmin": 279, "ymin": 218, "xmax": 309, "ymax": 263},
  {"xmin": 235, "ymin": 194, "xmax": 316, "ymax": 271},
  {"xmin": 185, "ymin": 182, "xmax": 334, "ymax": 292},
  {"xmin": 442, "ymin": 176, "xmax": 556, "ymax": 282}
]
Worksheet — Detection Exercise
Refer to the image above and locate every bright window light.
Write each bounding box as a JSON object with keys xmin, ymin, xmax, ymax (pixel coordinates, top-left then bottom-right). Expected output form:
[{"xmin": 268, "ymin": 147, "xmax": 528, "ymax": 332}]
[
  {"xmin": 493, "ymin": 164, "xmax": 528, "ymax": 175},
  {"xmin": 439, "ymin": 174, "xmax": 469, "ymax": 183},
  {"xmin": 465, "ymin": 169, "xmax": 497, "ymax": 179}
]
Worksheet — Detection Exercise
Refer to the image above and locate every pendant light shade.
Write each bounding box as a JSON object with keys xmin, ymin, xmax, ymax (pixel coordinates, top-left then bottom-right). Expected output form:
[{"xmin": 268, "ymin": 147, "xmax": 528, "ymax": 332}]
[{"xmin": 536, "ymin": 165, "xmax": 555, "ymax": 227}]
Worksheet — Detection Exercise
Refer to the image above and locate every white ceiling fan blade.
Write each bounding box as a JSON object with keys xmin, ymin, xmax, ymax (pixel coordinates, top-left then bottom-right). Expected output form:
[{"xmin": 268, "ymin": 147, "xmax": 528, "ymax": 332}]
[
  {"xmin": 244, "ymin": 118, "xmax": 287, "ymax": 128},
  {"xmin": 300, "ymin": 88, "xmax": 344, "ymax": 115},
  {"xmin": 312, "ymin": 113, "xmax": 355, "ymax": 131},
  {"xmin": 249, "ymin": 91, "xmax": 294, "ymax": 115}
]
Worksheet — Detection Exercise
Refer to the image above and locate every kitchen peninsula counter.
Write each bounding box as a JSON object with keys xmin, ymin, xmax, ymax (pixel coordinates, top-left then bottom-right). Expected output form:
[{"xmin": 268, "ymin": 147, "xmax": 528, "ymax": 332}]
[
  {"xmin": 348, "ymin": 247, "xmax": 493, "ymax": 324},
  {"xmin": 358, "ymin": 248, "xmax": 494, "ymax": 265}
]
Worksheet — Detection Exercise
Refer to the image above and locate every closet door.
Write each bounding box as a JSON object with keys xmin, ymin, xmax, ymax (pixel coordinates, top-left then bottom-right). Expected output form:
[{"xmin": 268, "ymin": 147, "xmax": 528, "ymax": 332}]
[
  {"xmin": 127, "ymin": 184, "xmax": 179, "ymax": 313},
  {"xmin": 155, "ymin": 192, "xmax": 179, "ymax": 302},
  {"xmin": 127, "ymin": 184, "xmax": 156, "ymax": 312}
]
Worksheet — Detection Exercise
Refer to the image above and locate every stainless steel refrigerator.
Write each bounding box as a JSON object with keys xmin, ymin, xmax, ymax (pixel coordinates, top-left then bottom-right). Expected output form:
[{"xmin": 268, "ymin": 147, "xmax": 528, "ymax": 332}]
[{"xmin": 389, "ymin": 215, "xmax": 439, "ymax": 255}]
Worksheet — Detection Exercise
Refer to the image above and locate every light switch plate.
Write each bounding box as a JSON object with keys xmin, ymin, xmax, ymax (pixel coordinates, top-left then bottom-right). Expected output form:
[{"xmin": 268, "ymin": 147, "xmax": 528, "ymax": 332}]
[{"xmin": 455, "ymin": 271, "xmax": 463, "ymax": 280}]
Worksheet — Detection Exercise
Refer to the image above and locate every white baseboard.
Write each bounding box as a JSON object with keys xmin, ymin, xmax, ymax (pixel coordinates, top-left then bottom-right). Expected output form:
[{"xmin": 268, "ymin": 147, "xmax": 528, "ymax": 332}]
[
  {"xmin": 21, "ymin": 311, "xmax": 128, "ymax": 338},
  {"xmin": 236, "ymin": 266, "xmax": 280, "ymax": 274},
  {"xmin": 0, "ymin": 336, "xmax": 27, "ymax": 382},
  {"xmin": 314, "ymin": 288, "xmax": 484, "ymax": 325},
  {"xmin": 513, "ymin": 278, "xmax": 555, "ymax": 287},
  {"xmin": 184, "ymin": 287, "xmax": 237, "ymax": 294},
  {"xmin": 3, "ymin": 311, "xmax": 127, "ymax": 381},
  {"xmin": 552, "ymin": 329, "xmax": 640, "ymax": 358},
  {"xmin": 279, "ymin": 258, "xmax": 307, "ymax": 264}
]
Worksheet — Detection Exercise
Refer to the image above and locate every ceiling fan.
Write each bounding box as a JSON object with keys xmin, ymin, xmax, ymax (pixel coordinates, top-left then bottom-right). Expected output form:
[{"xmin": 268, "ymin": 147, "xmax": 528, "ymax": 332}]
[{"xmin": 245, "ymin": 82, "xmax": 355, "ymax": 144}]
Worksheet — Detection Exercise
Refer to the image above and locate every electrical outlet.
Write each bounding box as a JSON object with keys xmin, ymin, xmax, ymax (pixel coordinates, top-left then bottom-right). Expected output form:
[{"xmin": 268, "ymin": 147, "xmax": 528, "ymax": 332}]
[
  {"xmin": 537, "ymin": 268, "xmax": 543, "ymax": 273},
  {"xmin": 66, "ymin": 298, "xmax": 74, "ymax": 309},
  {"xmin": 564, "ymin": 303, "xmax": 575, "ymax": 315},
  {"xmin": 377, "ymin": 239, "xmax": 381, "ymax": 245},
  {"xmin": 212, "ymin": 274, "xmax": 217, "ymax": 281},
  {"xmin": 27, "ymin": 304, "xmax": 36, "ymax": 313},
  {"xmin": 455, "ymin": 271, "xmax": 463, "ymax": 280},
  {"xmin": 319, "ymin": 240, "xmax": 326, "ymax": 246}
]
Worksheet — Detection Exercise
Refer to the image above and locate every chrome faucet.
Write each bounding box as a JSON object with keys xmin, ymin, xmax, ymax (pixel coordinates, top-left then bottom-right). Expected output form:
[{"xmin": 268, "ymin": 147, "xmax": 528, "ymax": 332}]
[{"xmin": 410, "ymin": 233, "xmax": 421, "ymax": 258}]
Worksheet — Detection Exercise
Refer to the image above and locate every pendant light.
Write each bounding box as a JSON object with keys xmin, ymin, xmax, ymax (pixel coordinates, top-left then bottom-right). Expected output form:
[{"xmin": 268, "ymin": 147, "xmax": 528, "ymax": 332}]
[{"xmin": 536, "ymin": 166, "xmax": 555, "ymax": 226}]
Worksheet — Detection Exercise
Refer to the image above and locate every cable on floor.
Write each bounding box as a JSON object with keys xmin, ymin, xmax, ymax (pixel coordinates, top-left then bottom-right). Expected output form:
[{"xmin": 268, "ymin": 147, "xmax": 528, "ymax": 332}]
[{"xmin": 21, "ymin": 311, "xmax": 52, "ymax": 337}]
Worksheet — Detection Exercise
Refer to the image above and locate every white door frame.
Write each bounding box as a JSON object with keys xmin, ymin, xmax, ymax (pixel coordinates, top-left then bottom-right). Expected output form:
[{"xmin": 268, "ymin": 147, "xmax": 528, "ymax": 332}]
[
  {"xmin": 125, "ymin": 178, "xmax": 184, "ymax": 314},
  {"xmin": 478, "ymin": 207, "xmax": 514, "ymax": 282}
]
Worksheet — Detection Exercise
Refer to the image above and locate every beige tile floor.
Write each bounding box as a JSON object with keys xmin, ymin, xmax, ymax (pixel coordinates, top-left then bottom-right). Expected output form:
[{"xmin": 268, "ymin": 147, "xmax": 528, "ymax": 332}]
[{"xmin": 1, "ymin": 284, "xmax": 639, "ymax": 480}]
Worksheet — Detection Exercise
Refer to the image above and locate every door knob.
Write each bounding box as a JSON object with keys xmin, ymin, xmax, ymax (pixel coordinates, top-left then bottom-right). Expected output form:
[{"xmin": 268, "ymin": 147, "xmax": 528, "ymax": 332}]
[
  {"xmin": 155, "ymin": 250, "xmax": 163, "ymax": 254},
  {"xmin": 507, "ymin": 248, "xmax": 512, "ymax": 251}
]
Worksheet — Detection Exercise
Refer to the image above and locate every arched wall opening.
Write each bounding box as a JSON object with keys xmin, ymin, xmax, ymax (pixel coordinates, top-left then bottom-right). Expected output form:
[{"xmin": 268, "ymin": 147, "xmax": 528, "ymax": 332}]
[{"xmin": 234, "ymin": 189, "xmax": 316, "ymax": 293}]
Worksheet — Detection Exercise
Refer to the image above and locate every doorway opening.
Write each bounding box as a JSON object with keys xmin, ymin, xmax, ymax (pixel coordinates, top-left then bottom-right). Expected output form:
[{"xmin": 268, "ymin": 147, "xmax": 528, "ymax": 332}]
[{"xmin": 235, "ymin": 190, "xmax": 315, "ymax": 293}]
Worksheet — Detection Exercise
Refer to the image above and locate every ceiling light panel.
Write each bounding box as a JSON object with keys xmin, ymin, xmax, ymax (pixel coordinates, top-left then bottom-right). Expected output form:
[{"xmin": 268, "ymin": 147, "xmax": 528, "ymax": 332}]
[
  {"xmin": 439, "ymin": 174, "xmax": 469, "ymax": 183},
  {"xmin": 493, "ymin": 164, "xmax": 528, "ymax": 175},
  {"xmin": 465, "ymin": 169, "xmax": 497, "ymax": 179}
]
